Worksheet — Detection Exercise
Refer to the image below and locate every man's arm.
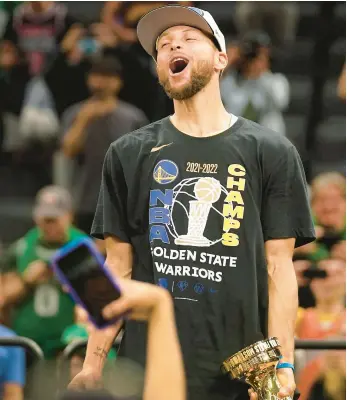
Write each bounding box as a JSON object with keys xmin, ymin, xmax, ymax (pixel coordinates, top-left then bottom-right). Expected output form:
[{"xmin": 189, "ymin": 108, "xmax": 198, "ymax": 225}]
[
  {"xmin": 144, "ymin": 292, "xmax": 186, "ymax": 400},
  {"xmin": 61, "ymin": 108, "xmax": 91, "ymax": 158},
  {"xmin": 254, "ymin": 139, "xmax": 314, "ymax": 400},
  {"xmin": 80, "ymin": 236, "xmax": 133, "ymax": 377},
  {"xmin": 2, "ymin": 260, "xmax": 53, "ymax": 307},
  {"xmin": 101, "ymin": 278, "xmax": 186, "ymax": 400},
  {"xmin": 2, "ymin": 272, "xmax": 28, "ymax": 306},
  {"xmin": 266, "ymin": 238, "xmax": 297, "ymax": 364},
  {"xmin": 100, "ymin": 1, "xmax": 137, "ymax": 43},
  {"xmin": 337, "ymin": 63, "xmax": 346, "ymax": 101},
  {"xmin": 0, "ymin": 241, "xmax": 27, "ymax": 306},
  {"xmin": 246, "ymin": 238, "xmax": 298, "ymax": 400},
  {"xmin": 3, "ymin": 345, "xmax": 25, "ymax": 400},
  {"xmin": 70, "ymin": 142, "xmax": 133, "ymax": 387}
]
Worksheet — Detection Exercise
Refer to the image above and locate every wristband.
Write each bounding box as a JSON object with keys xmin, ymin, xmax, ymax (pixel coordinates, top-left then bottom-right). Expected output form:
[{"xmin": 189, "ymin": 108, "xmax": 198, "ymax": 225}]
[{"xmin": 276, "ymin": 362, "xmax": 295, "ymax": 372}]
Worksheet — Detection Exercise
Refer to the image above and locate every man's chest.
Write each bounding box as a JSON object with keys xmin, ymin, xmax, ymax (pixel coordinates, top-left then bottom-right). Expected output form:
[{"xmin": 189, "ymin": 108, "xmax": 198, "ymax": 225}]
[{"xmin": 138, "ymin": 143, "xmax": 263, "ymax": 298}]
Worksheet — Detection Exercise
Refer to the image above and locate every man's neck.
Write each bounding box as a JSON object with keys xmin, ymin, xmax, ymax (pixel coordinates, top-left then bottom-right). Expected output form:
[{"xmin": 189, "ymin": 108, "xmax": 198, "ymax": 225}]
[
  {"xmin": 39, "ymin": 232, "xmax": 69, "ymax": 246},
  {"xmin": 316, "ymin": 300, "xmax": 344, "ymax": 314},
  {"xmin": 171, "ymin": 82, "xmax": 231, "ymax": 137}
]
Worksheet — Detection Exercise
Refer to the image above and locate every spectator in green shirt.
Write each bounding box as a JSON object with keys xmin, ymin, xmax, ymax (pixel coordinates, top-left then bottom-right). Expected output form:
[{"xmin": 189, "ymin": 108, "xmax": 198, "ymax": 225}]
[{"xmin": 0, "ymin": 185, "xmax": 87, "ymax": 358}]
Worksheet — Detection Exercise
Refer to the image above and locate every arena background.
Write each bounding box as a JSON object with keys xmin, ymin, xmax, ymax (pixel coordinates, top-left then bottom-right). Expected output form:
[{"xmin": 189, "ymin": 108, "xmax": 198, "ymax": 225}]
[{"xmin": 0, "ymin": 1, "xmax": 345, "ymax": 400}]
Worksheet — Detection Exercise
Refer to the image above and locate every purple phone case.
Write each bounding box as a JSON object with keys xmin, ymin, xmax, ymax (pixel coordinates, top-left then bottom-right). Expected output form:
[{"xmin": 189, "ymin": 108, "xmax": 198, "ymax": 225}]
[{"xmin": 51, "ymin": 237, "xmax": 122, "ymax": 329}]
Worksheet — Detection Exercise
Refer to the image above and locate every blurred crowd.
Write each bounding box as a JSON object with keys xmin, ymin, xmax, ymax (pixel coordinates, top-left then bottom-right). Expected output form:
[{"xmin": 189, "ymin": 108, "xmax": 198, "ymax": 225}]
[
  {"xmin": 294, "ymin": 172, "xmax": 346, "ymax": 400},
  {"xmin": 0, "ymin": 1, "xmax": 301, "ymax": 155},
  {"xmin": 0, "ymin": 2, "xmax": 345, "ymax": 400}
]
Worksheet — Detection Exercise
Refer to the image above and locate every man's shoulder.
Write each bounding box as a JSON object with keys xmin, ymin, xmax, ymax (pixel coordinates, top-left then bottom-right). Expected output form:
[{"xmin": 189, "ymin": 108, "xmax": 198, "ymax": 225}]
[
  {"xmin": 68, "ymin": 226, "xmax": 88, "ymax": 239},
  {"xmin": 238, "ymin": 117, "xmax": 294, "ymax": 152},
  {"xmin": 11, "ymin": 227, "xmax": 39, "ymax": 252},
  {"xmin": 66, "ymin": 101, "xmax": 84, "ymax": 111},
  {"xmin": 62, "ymin": 101, "xmax": 84, "ymax": 118},
  {"xmin": 110, "ymin": 117, "xmax": 169, "ymax": 154}
]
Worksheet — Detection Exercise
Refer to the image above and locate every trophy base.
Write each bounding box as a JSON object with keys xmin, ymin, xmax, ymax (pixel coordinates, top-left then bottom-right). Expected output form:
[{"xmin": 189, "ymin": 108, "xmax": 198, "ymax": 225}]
[
  {"xmin": 221, "ymin": 338, "xmax": 291, "ymax": 400},
  {"xmin": 175, "ymin": 235, "xmax": 211, "ymax": 247}
]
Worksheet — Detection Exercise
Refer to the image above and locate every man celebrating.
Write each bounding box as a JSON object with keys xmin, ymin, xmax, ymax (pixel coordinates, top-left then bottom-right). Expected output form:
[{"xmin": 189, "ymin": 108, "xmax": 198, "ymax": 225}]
[{"xmin": 70, "ymin": 6, "xmax": 315, "ymax": 400}]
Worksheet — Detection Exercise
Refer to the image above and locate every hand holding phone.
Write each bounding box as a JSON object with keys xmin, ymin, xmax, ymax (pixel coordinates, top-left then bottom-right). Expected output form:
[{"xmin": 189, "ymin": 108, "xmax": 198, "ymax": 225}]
[
  {"xmin": 51, "ymin": 238, "xmax": 122, "ymax": 329},
  {"xmin": 78, "ymin": 37, "xmax": 100, "ymax": 55},
  {"xmin": 76, "ymin": 277, "xmax": 172, "ymax": 338}
]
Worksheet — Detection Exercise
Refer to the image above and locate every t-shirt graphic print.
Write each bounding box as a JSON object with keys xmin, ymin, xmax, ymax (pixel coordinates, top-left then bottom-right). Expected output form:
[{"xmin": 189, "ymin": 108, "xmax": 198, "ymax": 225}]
[{"xmin": 150, "ymin": 158, "xmax": 246, "ymax": 301}]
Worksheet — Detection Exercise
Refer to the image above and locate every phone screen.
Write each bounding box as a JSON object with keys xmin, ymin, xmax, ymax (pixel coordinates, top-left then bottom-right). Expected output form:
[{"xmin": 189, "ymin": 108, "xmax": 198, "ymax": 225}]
[
  {"xmin": 78, "ymin": 38, "xmax": 99, "ymax": 54},
  {"xmin": 56, "ymin": 243, "xmax": 121, "ymax": 326}
]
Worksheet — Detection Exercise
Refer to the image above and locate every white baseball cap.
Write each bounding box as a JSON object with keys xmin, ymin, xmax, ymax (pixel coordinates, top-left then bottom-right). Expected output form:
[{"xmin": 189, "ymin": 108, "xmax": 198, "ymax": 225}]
[
  {"xmin": 33, "ymin": 185, "xmax": 72, "ymax": 218},
  {"xmin": 137, "ymin": 5, "xmax": 226, "ymax": 58}
]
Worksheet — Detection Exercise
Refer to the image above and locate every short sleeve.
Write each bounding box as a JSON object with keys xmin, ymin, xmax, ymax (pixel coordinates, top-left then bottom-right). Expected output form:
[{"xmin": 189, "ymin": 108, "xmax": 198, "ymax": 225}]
[
  {"xmin": 91, "ymin": 144, "xmax": 130, "ymax": 242},
  {"xmin": 4, "ymin": 346, "xmax": 26, "ymax": 386},
  {"xmin": 261, "ymin": 145, "xmax": 316, "ymax": 248}
]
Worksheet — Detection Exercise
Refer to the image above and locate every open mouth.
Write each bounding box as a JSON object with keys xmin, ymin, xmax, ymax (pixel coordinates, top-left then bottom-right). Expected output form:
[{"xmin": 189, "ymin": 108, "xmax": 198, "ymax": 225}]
[{"xmin": 169, "ymin": 57, "xmax": 189, "ymax": 75}]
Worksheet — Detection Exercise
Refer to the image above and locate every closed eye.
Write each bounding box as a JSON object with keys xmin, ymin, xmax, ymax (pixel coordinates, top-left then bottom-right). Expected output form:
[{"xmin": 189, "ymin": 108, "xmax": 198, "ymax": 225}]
[
  {"xmin": 161, "ymin": 42, "xmax": 169, "ymax": 48},
  {"xmin": 186, "ymin": 38, "xmax": 197, "ymax": 42}
]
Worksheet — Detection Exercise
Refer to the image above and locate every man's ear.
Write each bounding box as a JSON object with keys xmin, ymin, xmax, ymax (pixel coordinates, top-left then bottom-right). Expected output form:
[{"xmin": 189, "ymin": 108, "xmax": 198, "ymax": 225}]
[{"xmin": 215, "ymin": 51, "xmax": 228, "ymax": 73}]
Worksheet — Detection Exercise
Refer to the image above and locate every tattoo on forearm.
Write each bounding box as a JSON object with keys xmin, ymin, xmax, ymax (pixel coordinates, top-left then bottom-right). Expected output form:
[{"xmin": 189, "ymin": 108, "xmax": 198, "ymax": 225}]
[{"xmin": 93, "ymin": 346, "xmax": 108, "ymax": 359}]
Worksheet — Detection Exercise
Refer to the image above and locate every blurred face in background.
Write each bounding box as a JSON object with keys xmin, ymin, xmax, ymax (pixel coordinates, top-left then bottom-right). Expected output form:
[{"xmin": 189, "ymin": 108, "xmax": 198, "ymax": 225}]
[
  {"xmin": 311, "ymin": 180, "xmax": 345, "ymax": 231},
  {"xmin": 34, "ymin": 213, "xmax": 73, "ymax": 243},
  {"xmin": 156, "ymin": 26, "xmax": 226, "ymax": 100},
  {"xmin": 87, "ymin": 73, "xmax": 122, "ymax": 99},
  {"xmin": 241, "ymin": 47, "xmax": 270, "ymax": 79},
  {"xmin": 29, "ymin": 1, "xmax": 53, "ymax": 13},
  {"xmin": 0, "ymin": 42, "xmax": 19, "ymax": 69},
  {"xmin": 310, "ymin": 260, "xmax": 346, "ymax": 305}
]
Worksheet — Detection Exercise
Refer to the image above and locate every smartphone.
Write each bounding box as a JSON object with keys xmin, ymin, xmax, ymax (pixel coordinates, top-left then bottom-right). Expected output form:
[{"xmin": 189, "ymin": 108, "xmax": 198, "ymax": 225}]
[
  {"xmin": 303, "ymin": 268, "xmax": 328, "ymax": 280},
  {"xmin": 51, "ymin": 238, "xmax": 122, "ymax": 328}
]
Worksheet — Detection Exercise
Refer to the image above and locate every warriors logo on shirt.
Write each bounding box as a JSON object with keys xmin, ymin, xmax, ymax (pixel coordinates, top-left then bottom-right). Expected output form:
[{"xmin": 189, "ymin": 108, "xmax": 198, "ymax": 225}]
[{"xmin": 153, "ymin": 159, "xmax": 179, "ymax": 185}]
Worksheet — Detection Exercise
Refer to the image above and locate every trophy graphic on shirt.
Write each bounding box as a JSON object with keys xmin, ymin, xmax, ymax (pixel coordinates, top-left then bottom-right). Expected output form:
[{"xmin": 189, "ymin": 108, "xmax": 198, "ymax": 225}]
[
  {"xmin": 221, "ymin": 337, "xmax": 292, "ymax": 400},
  {"xmin": 175, "ymin": 177, "xmax": 222, "ymax": 247}
]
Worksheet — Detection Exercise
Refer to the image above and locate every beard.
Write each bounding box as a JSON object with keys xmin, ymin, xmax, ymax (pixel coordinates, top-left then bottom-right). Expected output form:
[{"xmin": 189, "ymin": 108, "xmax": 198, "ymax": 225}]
[{"xmin": 157, "ymin": 59, "xmax": 214, "ymax": 100}]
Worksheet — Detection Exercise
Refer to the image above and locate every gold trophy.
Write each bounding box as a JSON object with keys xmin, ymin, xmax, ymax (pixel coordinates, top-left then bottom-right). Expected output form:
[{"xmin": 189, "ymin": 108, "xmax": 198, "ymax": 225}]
[{"xmin": 221, "ymin": 337, "xmax": 292, "ymax": 400}]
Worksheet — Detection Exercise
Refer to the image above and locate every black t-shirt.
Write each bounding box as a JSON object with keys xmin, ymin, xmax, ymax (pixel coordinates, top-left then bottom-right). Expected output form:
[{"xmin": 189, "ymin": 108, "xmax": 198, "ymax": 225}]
[{"xmin": 91, "ymin": 116, "xmax": 315, "ymax": 400}]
